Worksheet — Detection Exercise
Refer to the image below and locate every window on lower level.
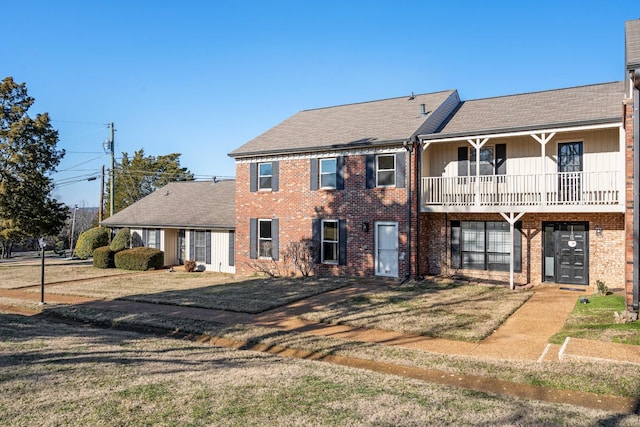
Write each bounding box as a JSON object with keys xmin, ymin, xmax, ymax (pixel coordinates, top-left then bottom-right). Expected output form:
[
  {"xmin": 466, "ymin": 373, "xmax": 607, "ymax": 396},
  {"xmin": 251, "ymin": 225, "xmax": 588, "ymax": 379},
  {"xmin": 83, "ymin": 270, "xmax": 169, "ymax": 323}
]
[
  {"xmin": 451, "ymin": 220, "xmax": 521, "ymax": 272},
  {"xmin": 321, "ymin": 220, "xmax": 339, "ymax": 264}
]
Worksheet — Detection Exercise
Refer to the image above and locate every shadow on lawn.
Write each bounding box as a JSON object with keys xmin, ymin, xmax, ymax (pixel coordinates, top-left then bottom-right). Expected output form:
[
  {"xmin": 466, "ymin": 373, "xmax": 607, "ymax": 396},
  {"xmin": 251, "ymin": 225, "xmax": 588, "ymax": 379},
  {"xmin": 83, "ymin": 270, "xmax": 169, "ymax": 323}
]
[{"xmin": 115, "ymin": 276, "xmax": 355, "ymax": 314}]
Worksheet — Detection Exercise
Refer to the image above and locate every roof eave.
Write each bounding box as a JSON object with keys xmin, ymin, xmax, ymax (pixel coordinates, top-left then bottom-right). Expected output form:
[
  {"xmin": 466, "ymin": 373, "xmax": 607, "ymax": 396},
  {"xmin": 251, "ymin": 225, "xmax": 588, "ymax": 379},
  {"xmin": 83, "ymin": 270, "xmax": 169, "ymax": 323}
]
[
  {"xmin": 419, "ymin": 117, "xmax": 622, "ymax": 141},
  {"xmin": 228, "ymin": 138, "xmax": 410, "ymax": 159}
]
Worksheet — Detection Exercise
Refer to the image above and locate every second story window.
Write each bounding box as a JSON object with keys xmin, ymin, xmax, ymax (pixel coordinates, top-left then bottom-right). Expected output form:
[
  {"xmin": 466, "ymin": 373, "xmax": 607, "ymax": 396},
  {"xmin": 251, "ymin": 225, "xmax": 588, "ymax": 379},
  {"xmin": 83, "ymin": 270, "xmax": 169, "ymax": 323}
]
[
  {"xmin": 376, "ymin": 154, "xmax": 395, "ymax": 186},
  {"xmin": 258, "ymin": 162, "xmax": 272, "ymax": 190},
  {"xmin": 320, "ymin": 158, "xmax": 337, "ymax": 189}
]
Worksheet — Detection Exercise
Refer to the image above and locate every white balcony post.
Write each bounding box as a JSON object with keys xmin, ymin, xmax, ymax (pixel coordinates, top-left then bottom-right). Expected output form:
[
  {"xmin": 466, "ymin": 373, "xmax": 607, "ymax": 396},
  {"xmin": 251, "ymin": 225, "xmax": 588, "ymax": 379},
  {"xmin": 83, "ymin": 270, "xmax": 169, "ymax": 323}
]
[
  {"xmin": 468, "ymin": 138, "xmax": 489, "ymax": 206},
  {"xmin": 500, "ymin": 211, "xmax": 525, "ymax": 290},
  {"xmin": 531, "ymin": 133, "xmax": 555, "ymax": 206}
]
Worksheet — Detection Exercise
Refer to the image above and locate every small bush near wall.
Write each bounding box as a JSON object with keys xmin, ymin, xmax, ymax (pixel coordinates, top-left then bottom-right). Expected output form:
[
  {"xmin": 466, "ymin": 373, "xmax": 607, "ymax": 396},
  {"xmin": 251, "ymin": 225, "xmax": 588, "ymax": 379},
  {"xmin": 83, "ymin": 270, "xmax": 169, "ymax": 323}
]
[
  {"xmin": 75, "ymin": 227, "xmax": 110, "ymax": 259},
  {"xmin": 184, "ymin": 260, "xmax": 197, "ymax": 272},
  {"xmin": 93, "ymin": 246, "xmax": 115, "ymax": 268},
  {"xmin": 115, "ymin": 247, "xmax": 164, "ymax": 271},
  {"xmin": 110, "ymin": 228, "xmax": 131, "ymax": 252}
]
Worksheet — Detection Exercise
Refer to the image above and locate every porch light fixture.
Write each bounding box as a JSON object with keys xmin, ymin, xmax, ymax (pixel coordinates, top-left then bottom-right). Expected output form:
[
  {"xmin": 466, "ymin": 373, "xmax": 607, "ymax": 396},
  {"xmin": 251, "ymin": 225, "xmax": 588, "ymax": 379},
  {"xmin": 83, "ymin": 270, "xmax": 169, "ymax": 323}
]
[
  {"xmin": 362, "ymin": 222, "xmax": 369, "ymax": 232},
  {"xmin": 595, "ymin": 226, "xmax": 603, "ymax": 237}
]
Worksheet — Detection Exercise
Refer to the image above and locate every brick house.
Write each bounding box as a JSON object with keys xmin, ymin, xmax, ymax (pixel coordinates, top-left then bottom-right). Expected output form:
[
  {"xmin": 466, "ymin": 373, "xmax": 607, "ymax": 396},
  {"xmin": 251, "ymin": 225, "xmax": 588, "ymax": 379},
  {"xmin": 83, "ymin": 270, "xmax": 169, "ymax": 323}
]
[
  {"xmin": 229, "ymin": 20, "xmax": 639, "ymax": 318},
  {"xmin": 228, "ymin": 90, "xmax": 460, "ymax": 278},
  {"xmin": 625, "ymin": 19, "xmax": 640, "ymax": 316}
]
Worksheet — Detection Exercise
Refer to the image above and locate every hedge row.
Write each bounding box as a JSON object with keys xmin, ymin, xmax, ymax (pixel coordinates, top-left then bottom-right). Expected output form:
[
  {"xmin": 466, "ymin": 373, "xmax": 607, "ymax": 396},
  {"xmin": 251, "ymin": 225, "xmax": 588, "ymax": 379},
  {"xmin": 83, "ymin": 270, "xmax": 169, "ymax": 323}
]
[
  {"xmin": 75, "ymin": 227, "xmax": 110, "ymax": 259},
  {"xmin": 113, "ymin": 247, "xmax": 164, "ymax": 271}
]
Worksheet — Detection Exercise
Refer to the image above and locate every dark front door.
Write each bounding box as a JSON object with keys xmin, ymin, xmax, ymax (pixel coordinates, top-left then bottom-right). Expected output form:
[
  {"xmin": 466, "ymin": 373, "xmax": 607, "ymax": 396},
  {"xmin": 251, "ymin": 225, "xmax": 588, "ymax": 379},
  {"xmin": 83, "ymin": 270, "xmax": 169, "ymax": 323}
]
[
  {"xmin": 543, "ymin": 222, "xmax": 588, "ymax": 285},
  {"xmin": 558, "ymin": 142, "xmax": 583, "ymax": 202}
]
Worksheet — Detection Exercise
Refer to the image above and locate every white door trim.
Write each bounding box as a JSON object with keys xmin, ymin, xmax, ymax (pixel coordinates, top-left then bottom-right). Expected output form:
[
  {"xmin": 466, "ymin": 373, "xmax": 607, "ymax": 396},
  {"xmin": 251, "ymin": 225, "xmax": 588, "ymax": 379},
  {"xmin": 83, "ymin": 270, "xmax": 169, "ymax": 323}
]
[{"xmin": 375, "ymin": 221, "xmax": 399, "ymax": 277}]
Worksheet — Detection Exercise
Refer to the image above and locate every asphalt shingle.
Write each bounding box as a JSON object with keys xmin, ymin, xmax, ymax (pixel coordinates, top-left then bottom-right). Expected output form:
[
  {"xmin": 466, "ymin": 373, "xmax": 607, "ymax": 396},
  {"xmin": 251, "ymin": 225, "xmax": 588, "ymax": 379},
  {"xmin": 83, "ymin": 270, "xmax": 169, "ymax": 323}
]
[
  {"xmin": 101, "ymin": 180, "xmax": 235, "ymax": 229},
  {"xmin": 425, "ymin": 82, "xmax": 623, "ymax": 139}
]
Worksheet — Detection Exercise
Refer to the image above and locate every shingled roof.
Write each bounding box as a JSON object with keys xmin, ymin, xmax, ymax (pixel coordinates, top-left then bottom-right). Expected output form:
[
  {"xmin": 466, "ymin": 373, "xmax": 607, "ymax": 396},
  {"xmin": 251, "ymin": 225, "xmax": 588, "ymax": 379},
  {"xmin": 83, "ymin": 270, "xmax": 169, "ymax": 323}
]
[
  {"xmin": 229, "ymin": 90, "xmax": 459, "ymax": 157},
  {"xmin": 101, "ymin": 180, "xmax": 235, "ymax": 229},
  {"xmin": 626, "ymin": 19, "xmax": 640, "ymax": 70},
  {"xmin": 422, "ymin": 82, "xmax": 624, "ymax": 140}
]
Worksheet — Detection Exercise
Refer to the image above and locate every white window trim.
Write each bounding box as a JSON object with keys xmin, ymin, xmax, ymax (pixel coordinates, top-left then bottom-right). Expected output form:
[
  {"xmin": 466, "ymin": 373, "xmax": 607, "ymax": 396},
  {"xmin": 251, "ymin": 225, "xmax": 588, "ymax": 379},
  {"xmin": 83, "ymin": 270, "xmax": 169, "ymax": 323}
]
[
  {"xmin": 194, "ymin": 230, "xmax": 207, "ymax": 263},
  {"xmin": 258, "ymin": 219, "xmax": 272, "ymax": 258},
  {"xmin": 258, "ymin": 162, "xmax": 272, "ymax": 191},
  {"xmin": 321, "ymin": 219, "xmax": 339, "ymax": 264},
  {"xmin": 319, "ymin": 157, "xmax": 337, "ymax": 189},
  {"xmin": 469, "ymin": 145, "xmax": 495, "ymax": 176},
  {"xmin": 376, "ymin": 154, "xmax": 396, "ymax": 187}
]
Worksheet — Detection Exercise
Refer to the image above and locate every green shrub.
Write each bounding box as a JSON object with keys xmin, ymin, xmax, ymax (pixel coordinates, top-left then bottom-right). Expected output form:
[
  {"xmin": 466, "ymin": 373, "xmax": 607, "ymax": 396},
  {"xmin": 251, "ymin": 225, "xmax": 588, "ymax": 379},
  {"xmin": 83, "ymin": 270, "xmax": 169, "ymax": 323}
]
[
  {"xmin": 110, "ymin": 228, "xmax": 131, "ymax": 252},
  {"xmin": 75, "ymin": 227, "xmax": 110, "ymax": 259},
  {"xmin": 115, "ymin": 247, "xmax": 164, "ymax": 271},
  {"xmin": 93, "ymin": 246, "xmax": 115, "ymax": 268}
]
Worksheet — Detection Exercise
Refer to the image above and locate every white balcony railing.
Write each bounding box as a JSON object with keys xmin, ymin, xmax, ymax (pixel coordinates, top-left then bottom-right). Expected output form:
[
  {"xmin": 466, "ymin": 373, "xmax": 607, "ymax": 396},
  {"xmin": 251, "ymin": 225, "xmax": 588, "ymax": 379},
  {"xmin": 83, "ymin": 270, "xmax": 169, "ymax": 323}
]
[{"xmin": 422, "ymin": 171, "xmax": 620, "ymax": 208}]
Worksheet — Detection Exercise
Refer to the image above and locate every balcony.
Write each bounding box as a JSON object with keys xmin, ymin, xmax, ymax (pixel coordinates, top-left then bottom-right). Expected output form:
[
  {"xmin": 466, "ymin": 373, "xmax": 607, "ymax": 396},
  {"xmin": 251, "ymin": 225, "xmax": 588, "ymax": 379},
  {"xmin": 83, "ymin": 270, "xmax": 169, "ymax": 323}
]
[{"xmin": 421, "ymin": 171, "xmax": 623, "ymax": 213}]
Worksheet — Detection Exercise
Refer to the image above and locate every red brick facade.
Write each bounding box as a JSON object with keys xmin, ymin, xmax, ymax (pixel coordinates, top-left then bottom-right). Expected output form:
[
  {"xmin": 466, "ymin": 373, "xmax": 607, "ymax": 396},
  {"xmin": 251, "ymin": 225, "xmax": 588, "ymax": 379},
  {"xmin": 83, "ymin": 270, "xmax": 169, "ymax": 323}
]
[
  {"xmin": 420, "ymin": 212, "xmax": 625, "ymax": 289},
  {"xmin": 625, "ymin": 96, "xmax": 637, "ymax": 311},
  {"xmin": 234, "ymin": 149, "xmax": 419, "ymax": 278}
]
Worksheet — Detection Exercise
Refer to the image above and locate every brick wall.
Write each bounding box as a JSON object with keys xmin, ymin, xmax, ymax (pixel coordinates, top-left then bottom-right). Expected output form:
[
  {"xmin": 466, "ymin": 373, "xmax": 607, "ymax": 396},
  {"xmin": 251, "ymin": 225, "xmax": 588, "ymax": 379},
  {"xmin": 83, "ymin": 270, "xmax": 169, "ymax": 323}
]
[
  {"xmin": 625, "ymin": 97, "xmax": 636, "ymax": 310},
  {"xmin": 235, "ymin": 150, "xmax": 418, "ymax": 278},
  {"xmin": 420, "ymin": 212, "xmax": 625, "ymax": 288}
]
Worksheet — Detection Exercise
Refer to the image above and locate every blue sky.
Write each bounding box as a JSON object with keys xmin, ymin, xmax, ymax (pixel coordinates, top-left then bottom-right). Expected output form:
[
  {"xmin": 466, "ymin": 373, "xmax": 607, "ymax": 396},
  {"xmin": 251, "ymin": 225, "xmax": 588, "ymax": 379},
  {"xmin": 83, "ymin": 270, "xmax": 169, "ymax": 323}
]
[{"xmin": 2, "ymin": 1, "xmax": 635, "ymax": 207}]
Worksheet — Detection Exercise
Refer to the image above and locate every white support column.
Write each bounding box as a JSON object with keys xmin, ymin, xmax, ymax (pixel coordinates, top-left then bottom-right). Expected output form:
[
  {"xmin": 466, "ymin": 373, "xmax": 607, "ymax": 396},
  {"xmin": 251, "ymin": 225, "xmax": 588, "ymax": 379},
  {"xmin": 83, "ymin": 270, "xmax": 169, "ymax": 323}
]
[
  {"xmin": 531, "ymin": 133, "xmax": 555, "ymax": 206},
  {"xmin": 500, "ymin": 211, "xmax": 525, "ymax": 290},
  {"xmin": 467, "ymin": 138, "xmax": 489, "ymax": 206},
  {"xmin": 619, "ymin": 125, "xmax": 626, "ymax": 207}
]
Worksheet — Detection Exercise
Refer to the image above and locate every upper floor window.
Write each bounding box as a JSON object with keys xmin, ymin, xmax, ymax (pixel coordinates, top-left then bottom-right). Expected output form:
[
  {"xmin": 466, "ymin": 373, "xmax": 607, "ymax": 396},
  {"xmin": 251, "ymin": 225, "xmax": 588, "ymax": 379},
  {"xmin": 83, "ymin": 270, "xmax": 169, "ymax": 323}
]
[
  {"xmin": 320, "ymin": 158, "xmax": 337, "ymax": 189},
  {"xmin": 250, "ymin": 161, "xmax": 279, "ymax": 192},
  {"xmin": 365, "ymin": 153, "xmax": 405, "ymax": 189},
  {"xmin": 377, "ymin": 154, "xmax": 396, "ymax": 186},
  {"xmin": 258, "ymin": 162, "xmax": 272, "ymax": 190},
  {"xmin": 458, "ymin": 144, "xmax": 506, "ymax": 176}
]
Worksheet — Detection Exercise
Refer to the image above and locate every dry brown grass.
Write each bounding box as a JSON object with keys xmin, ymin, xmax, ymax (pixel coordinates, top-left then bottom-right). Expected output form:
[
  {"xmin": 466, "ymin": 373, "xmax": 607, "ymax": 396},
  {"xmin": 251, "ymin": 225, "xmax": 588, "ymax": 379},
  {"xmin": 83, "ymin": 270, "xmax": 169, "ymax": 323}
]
[
  {"xmin": 2, "ymin": 313, "xmax": 637, "ymax": 426},
  {"xmin": 0, "ymin": 261, "xmax": 132, "ymax": 289},
  {"xmin": 301, "ymin": 279, "xmax": 532, "ymax": 341}
]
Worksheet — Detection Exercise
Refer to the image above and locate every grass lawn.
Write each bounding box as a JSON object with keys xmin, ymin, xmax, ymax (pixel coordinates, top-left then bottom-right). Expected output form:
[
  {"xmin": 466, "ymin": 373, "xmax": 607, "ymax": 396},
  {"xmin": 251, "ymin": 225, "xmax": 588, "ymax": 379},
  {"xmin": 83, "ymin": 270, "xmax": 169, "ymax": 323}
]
[
  {"xmin": 0, "ymin": 262, "xmax": 132, "ymax": 289},
  {"xmin": 300, "ymin": 279, "xmax": 533, "ymax": 341},
  {"xmin": 550, "ymin": 294, "xmax": 640, "ymax": 345},
  {"xmin": 2, "ymin": 313, "xmax": 638, "ymax": 426}
]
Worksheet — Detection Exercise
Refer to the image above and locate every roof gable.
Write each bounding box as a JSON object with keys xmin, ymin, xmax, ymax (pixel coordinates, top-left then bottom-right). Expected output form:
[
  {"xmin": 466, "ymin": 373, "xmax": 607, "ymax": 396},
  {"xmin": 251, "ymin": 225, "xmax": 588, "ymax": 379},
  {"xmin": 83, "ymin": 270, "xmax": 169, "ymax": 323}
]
[
  {"xmin": 626, "ymin": 19, "xmax": 640, "ymax": 70},
  {"xmin": 101, "ymin": 180, "xmax": 235, "ymax": 229},
  {"xmin": 229, "ymin": 90, "xmax": 459, "ymax": 157}
]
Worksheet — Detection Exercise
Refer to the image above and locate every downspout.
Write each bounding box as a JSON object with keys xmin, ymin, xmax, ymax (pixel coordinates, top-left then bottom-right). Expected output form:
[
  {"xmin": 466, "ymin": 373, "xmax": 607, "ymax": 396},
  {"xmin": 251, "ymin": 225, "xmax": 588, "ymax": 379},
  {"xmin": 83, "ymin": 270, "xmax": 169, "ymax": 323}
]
[
  {"xmin": 416, "ymin": 141, "xmax": 422, "ymax": 279},
  {"xmin": 633, "ymin": 69, "xmax": 640, "ymax": 313}
]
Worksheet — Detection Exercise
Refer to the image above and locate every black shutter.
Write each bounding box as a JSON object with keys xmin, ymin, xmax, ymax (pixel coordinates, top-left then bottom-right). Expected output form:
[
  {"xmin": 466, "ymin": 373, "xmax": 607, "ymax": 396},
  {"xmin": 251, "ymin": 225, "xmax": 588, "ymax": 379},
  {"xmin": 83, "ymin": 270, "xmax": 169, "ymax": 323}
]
[
  {"xmin": 338, "ymin": 219, "xmax": 347, "ymax": 265},
  {"xmin": 514, "ymin": 222, "xmax": 522, "ymax": 273},
  {"xmin": 249, "ymin": 219, "xmax": 257, "ymax": 259},
  {"xmin": 450, "ymin": 221, "xmax": 461, "ymax": 269},
  {"xmin": 190, "ymin": 230, "xmax": 195, "ymax": 261},
  {"xmin": 312, "ymin": 219, "xmax": 321, "ymax": 264},
  {"xmin": 365, "ymin": 155, "xmax": 375, "ymax": 188},
  {"xmin": 310, "ymin": 158, "xmax": 319, "ymax": 190},
  {"xmin": 229, "ymin": 231, "xmax": 235, "ymax": 267},
  {"xmin": 250, "ymin": 163, "xmax": 257, "ymax": 192},
  {"xmin": 205, "ymin": 230, "xmax": 211, "ymax": 264},
  {"xmin": 336, "ymin": 156, "xmax": 345, "ymax": 190},
  {"xmin": 271, "ymin": 219, "xmax": 279, "ymax": 261},
  {"xmin": 495, "ymin": 144, "xmax": 507, "ymax": 175},
  {"xmin": 457, "ymin": 147, "xmax": 468, "ymax": 176},
  {"xmin": 395, "ymin": 152, "xmax": 405, "ymax": 188},
  {"xmin": 272, "ymin": 161, "xmax": 279, "ymax": 192}
]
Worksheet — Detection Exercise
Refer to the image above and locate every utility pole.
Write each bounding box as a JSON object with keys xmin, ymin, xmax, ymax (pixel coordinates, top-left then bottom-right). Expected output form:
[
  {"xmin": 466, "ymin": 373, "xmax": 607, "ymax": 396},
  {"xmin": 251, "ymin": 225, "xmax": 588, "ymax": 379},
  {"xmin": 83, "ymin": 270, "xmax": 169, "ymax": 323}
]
[
  {"xmin": 99, "ymin": 165, "xmax": 104, "ymax": 223},
  {"xmin": 108, "ymin": 122, "xmax": 115, "ymax": 217}
]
